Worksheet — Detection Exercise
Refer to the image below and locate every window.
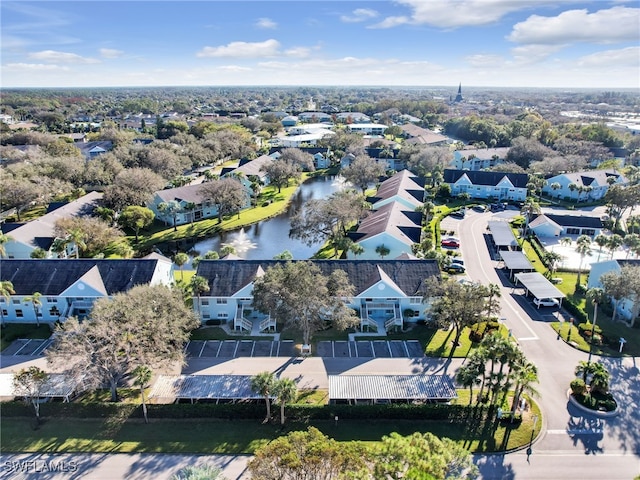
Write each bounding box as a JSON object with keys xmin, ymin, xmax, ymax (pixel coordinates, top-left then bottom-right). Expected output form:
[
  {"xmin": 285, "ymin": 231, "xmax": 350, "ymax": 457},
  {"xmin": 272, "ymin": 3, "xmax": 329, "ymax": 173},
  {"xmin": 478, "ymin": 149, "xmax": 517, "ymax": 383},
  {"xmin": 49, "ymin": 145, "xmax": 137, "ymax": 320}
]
[
  {"xmin": 410, "ymin": 297, "xmax": 422, "ymax": 304},
  {"xmin": 203, "ymin": 313, "xmax": 210, "ymax": 319},
  {"xmin": 217, "ymin": 312, "xmax": 228, "ymax": 318},
  {"xmin": 201, "ymin": 300, "xmax": 209, "ymax": 306},
  {"xmin": 1, "ymin": 309, "xmax": 7, "ymax": 317},
  {"xmin": 16, "ymin": 309, "xmax": 23, "ymax": 318},
  {"xmin": 566, "ymin": 228, "xmax": 580, "ymax": 235},
  {"xmin": 49, "ymin": 307, "xmax": 60, "ymax": 316},
  {"xmin": 12, "ymin": 299, "xmax": 20, "ymax": 305},
  {"xmin": 216, "ymin": 298, "xmax": 227, "ymax": 304},
  {"xmin": 0, "ymin": 298, "xmax": 4, "ymax": 304},
  {"xmin": 47, "ymin": 297, "xmax": 56, "ymax": 303}
]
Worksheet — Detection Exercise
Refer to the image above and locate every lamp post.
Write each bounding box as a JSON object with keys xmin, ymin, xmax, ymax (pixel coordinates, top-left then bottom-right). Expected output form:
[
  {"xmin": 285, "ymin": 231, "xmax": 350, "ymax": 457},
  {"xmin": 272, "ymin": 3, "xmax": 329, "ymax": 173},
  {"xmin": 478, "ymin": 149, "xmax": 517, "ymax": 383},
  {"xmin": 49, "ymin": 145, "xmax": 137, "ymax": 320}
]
[
  {"xmin": 587, "ymin": 300, "xmax": 598, "ymax": 366},
  {"xmin": 619, "ymin": 337, "xmax": 627, "ymax": 353}
]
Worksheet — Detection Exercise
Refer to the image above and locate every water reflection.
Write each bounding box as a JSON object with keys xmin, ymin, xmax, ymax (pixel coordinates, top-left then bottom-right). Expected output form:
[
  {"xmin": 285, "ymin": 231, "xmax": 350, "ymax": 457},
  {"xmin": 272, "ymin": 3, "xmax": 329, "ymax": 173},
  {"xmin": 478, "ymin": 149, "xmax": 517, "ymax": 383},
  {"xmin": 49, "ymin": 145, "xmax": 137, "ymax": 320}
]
[{"xmin": 167, "ymin": 175, "xmax": 348, "ymax": 263}]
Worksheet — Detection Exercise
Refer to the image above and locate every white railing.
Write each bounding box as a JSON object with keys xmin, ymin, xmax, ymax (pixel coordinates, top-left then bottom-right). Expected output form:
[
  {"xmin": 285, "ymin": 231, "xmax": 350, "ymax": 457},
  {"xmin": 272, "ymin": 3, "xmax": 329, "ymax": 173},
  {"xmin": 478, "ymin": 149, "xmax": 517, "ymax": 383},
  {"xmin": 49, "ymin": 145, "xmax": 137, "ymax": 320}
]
[
  {"xmin": 234, "ymin": 306, "xmax": 252, "ymax": 332},
  {"xmin": 259, "ymin": 316, "xmax": 276, "ymax": 333},
  {"xmin": 384, "ymin": 305, "xmax": 403, "ymax": 332},
  {"xmin": 360, "ymin": 315, "xmax": 378, "ymax": 333}
]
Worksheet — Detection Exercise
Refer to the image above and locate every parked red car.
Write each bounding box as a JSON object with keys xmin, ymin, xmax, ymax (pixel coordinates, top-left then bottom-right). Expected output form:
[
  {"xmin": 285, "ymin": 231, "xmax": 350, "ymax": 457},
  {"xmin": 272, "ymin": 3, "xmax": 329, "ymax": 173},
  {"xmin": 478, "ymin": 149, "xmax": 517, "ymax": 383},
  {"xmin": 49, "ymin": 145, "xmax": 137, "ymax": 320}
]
[{"xmin": 441, "ymin": 238, "xmax": 460, "ymax": 248}]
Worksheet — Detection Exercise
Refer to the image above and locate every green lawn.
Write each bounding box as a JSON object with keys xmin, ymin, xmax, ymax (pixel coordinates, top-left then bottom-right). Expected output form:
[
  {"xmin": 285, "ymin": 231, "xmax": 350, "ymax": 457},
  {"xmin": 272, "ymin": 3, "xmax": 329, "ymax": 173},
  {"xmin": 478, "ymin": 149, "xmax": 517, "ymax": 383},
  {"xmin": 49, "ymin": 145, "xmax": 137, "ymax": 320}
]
[{"xmin": 0, "ymin": 402, "xmax": 541, "ymax": 454}]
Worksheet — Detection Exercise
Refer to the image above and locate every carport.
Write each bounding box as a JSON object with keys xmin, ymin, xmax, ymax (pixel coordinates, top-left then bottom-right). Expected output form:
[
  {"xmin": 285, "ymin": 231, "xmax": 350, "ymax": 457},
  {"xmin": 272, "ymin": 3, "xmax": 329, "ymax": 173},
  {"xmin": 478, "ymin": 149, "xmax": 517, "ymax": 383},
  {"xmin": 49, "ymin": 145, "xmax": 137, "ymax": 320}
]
[
  {"xmin": 0, "ymin": 373, "xmax": 85, "ymax": 402},
  {"xmin": 500, "ymin": 251, "xmax": 534, "ymax": 280},
  {"xmin": 514, "ymin": 272, "xmax": 565, "ymax": 306},
  {"xmin": 149, "ymin": 374, "xmax": 268, "ymax": 404},
  {"xmin": 328, "ymin": 375, "xmax": 457, "ymax": 405},
  {"xmin": 488, "ymin": 220, "xmax": 519, "ymax": 254}
]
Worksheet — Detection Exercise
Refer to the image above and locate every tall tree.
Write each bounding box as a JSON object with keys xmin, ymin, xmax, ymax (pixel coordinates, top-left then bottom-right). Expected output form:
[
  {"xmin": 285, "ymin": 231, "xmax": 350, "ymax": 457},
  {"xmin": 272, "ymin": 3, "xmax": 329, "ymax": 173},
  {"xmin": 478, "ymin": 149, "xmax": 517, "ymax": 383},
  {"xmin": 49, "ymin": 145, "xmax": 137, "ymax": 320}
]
[
  {"xmin": 103, "ymin": 168, "xmax": 165, "ymax": 211},
  {"xmin": 248, "ymin": 427, "xmax": 369, "ymax": 480},
  {"xmin": 158, "ymin": 200, "xmax": 182, "ymax": 232},
  {"xmin": 272, "ymin": 377, "xmax": 297, "ymax": 425},
  {"xmin": 132, "ymin": 365, "xmax": 152, "ymax": 424},
  {"xmin": 520, "ymin": 198, "xmax": 541, "ymax": 237},
  {"xmin": 119, "ymin": 206, "xmax": 155, "ymax": 241},
  {"xmin": 375, "ymin": 244, "xmax": 390, "ymax": 259},
  {"xmin": 47, "ymin": 285, "xmax": 199, "ymax": 402},
  {"xmin": 341, "ymin": 154, "xmax": 386, "ymax": 193},
  {"xmin": 198, "ymin": 177, "xmax": 247, "ymax": 223},
  {"xmin": 0, "ymin": 233, "xmax": 13, "ymax": 258},
  {"xmin": 289, "ymin": 190, "xmax": 369, "ymax": 257},
  {"xmin": 251, "ymin": 262, "xmax": 358, "ymax": 346},
  {"xmin": 606, "ymin": 234, "xmax": 624, "ymax": 259},
  {"xmin": 425, "ymin": 278, "xmax": 490, "ymax": 357},
  {"xmin": 594, "ymin": 233, "xmax": 609, "ymax": 262},
  {"xmin": 189, "ymin": 275, "xmax": 210, "ymax": 316},
  {"xmin": 375, "ymin": 432, "xmax": 477, "ymax": 480},
  {"xmin": 250, "ymin": 371, "xmax": 276, "ymax": 423},
  {"xmin": 0, "ymin": 281, "xmax": 16, "ymax": 326},
  {"xmin": 13, "ymin": 367, "xmax": 49, "ymax": 425},
  {"xmin": 173, "ymin": 252, "xmax": 189, "ymax": 280},
  {"xmin": 575, "ymin": 235, "xmax": 592, "ymax": 287},
  {"xmin": 600, "ymin": 265, "xmax": 640, "ymax": 327},
  {"xmin": 55, "ymin": 217, "xmax": 124, "ymax": 258},
  {"xmin": 260, "ymin": 160, "xmax": 300, "ymax": 193}
]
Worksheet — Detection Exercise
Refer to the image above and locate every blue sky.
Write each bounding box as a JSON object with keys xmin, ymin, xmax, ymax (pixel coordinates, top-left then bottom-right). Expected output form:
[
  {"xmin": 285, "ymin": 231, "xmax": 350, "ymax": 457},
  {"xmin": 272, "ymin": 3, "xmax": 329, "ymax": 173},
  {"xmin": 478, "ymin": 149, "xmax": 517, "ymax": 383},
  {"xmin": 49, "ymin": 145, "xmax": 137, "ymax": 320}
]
[{"xmin": 2, "ymin": 1, "xmax": 639, "ymax": 89}]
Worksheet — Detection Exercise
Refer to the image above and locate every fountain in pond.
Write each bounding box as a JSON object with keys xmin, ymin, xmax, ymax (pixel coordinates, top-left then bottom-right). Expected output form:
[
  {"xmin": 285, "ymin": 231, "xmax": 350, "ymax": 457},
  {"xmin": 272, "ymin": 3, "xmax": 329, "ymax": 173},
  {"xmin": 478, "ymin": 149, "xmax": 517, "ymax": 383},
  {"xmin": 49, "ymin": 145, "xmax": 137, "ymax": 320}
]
[
  {"xmin": 331, "ymin": 175, "xmax": 352, "ymax": 190},
  {"xmin": 221, "ymin": 228, "xmax": 257, "ymax": 256}
]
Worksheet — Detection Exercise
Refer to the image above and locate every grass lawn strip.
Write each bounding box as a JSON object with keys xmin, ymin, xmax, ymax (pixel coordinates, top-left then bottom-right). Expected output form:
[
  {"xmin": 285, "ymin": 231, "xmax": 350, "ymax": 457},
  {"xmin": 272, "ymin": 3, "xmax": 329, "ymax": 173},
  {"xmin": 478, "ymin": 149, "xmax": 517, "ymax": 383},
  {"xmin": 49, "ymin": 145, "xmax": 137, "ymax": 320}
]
[{"xmin": 1, "ymin": 403, "xmax": 541, "ymax": 455}]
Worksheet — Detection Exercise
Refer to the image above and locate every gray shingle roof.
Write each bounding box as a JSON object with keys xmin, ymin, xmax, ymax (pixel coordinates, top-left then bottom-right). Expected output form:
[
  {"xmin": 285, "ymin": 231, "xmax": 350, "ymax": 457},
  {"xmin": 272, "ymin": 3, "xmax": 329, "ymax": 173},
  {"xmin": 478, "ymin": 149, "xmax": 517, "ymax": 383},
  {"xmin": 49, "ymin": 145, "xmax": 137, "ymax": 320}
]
[
  {"xmin": 0, "ymin": 259, "xmax": 162, "ymax": 295},
  {"xmin": 195, "ymin": 259, "xmax": 440, "ymax": 297},
  {"xmin": 443, "ymin": 169, "xmax": 529, "ymax": 188},
  {"xmin": 351, "ymin": 202, "xmax": 422, "ymax": 245},
  {"xmin": 155, "ymin": 184, "xmax": 209, "ymax": 204}
]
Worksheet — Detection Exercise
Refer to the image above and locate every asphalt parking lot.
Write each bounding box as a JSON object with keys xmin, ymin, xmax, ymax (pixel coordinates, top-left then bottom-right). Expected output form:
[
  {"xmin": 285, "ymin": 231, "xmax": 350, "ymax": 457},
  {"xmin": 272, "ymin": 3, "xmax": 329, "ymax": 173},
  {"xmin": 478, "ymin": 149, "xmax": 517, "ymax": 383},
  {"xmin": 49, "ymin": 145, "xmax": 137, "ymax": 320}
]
[
  {"xmin": 1, "ymin": 338, "xmax": 425, "ymax": 359},
  {"xmin": 184, "ymin": 339, "xmax": 424, "ymax": 358}
]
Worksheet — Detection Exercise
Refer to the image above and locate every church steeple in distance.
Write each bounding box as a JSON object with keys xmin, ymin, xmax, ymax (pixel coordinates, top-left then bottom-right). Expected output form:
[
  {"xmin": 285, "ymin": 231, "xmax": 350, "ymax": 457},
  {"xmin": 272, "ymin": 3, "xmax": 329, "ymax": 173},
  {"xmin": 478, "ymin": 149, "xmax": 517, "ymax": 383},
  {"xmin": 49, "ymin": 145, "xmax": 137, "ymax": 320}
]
[{"xmin": 454, "ymin": 83, "xmax": 463, "ymax": 102}]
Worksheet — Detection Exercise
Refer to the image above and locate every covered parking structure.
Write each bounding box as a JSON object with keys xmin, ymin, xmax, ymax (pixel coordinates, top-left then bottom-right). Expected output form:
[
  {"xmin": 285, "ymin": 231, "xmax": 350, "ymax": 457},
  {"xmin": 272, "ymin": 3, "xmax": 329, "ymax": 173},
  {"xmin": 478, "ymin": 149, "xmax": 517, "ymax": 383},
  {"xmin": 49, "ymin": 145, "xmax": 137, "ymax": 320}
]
[
  {"xmin": 500, "ymin": 251, "xmax": 534, "ymax": 280},
  {"xmin": 488, "ymin": 220, "xmax": 519, "ymax": 255},
  {"xmin": 328, "ymin": 375, "xmax": 457, "ymax": 405},
  {"xmin": 514, "ymin": 272, "xmax": 565, "ymax": 306},
  {"xmin": 149, "ymin": 375, "xmax": 268, "ymax": 404},
  {"xmin": 0, "ymin": 373, "xmax": 85, "ymax": 402}
]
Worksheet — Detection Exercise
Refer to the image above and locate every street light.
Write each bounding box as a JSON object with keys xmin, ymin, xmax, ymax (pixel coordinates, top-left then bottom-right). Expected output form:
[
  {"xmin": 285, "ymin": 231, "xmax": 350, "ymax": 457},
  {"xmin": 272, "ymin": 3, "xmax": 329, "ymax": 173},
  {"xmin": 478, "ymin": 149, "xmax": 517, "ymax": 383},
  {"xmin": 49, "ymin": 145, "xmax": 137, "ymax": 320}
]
[{"xmin": 587, "ymin": 299, "xmax": 599, "ymax": 366}]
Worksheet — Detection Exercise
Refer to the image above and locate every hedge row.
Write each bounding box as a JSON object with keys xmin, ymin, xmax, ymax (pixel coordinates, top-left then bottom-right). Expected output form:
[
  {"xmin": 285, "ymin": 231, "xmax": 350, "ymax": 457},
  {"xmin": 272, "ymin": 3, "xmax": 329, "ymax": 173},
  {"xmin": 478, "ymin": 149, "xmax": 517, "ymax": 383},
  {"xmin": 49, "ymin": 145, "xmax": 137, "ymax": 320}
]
[{"xmin": 2, "ymin": 401, "xmax": 487, "ymax": 422}]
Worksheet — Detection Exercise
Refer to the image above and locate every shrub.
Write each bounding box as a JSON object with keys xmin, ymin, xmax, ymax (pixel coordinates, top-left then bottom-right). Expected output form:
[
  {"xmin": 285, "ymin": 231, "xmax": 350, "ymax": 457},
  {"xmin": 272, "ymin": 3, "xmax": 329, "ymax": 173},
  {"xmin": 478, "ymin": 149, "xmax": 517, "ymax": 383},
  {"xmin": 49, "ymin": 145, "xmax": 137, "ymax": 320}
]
[
  {"xmin": 578, "ymin": 322, "xmax": 602, "ymax": 337},
  {"xmin": 570, "ymin": 378, "xmax": 586, "ymax": 396},
  {"xmin": 469, "ymin": 321, "xmax": 500, "ymax": 342}
]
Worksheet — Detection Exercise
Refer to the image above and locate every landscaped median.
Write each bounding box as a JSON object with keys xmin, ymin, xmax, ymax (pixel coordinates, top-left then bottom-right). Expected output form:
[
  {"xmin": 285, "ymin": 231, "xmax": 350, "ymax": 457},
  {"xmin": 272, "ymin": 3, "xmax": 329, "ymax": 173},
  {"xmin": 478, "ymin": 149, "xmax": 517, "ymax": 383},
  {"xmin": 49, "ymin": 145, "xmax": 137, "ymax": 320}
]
[{"xmin": 0, "ymin": 396, "xmax": 542, "ymax": 454}]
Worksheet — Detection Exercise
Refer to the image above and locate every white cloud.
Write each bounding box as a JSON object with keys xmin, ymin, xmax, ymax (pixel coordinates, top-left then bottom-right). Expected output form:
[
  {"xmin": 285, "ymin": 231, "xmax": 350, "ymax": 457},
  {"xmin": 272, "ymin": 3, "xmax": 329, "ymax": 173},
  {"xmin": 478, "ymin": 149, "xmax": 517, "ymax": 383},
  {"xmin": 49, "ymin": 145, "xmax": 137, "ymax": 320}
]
[
  {"xmin": 28, "ymin": 50, "xmax": 99, "ymax": 64},
  {"xmin": 197, "ymin": 39, "xmax": 281, "ymax": 58},
  {"xmin": 465, "ymin": 54, "xmax": 505, "ymax": 68},
  {"xmin": 218, "ymin": 65, "xmax": 252, "ymax": 72},
  {"xmin": 256, "ymin": 17, "xmax": 277, "ymax": 29},
  {"xmin": 372, "ymin": 0, "xmax": 572, "ymax": 29},
  {"xmin": 510, "ymin": 44, "xmax": 565, "ymax": 64},
  {"xmin": 100, "ymin": 48, "xmax": 124, "ymax": 59},
  {"xmin": 285, "ymin": 47, "xmax": 311, "ymax": 58},
  {"xmin": 577, "ymin": 46, "xmax": 640, "ymax": 67},
  {"xmin": 340, "ymin": 8, "xmax": 378, "ymax": 23},
  {"xmin": 508, "ymin": 6, "xmax": 640, "ymax": 44},
  {"xmin": 5, "ymin": 62, "xmax": 69, "ymax": 71}
]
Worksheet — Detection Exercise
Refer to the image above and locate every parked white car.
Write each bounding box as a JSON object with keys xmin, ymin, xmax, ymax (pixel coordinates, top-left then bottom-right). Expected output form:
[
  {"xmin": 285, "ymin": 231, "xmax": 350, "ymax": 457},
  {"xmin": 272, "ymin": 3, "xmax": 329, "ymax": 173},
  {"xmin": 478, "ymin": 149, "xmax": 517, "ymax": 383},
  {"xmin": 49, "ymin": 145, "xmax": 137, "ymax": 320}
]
[{"xmin": 533, "ymin": 297, "xmax": 559, "ymax": 308}]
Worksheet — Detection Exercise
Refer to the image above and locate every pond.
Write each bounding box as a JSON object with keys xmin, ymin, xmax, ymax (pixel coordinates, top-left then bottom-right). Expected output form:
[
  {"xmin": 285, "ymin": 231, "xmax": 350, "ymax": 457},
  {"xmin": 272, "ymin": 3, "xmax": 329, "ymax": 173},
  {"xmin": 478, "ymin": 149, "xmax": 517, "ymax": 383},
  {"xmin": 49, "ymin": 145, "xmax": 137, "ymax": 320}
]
[{"xmin": 165, "ymin": 175, "xmax": 349, "ymax": 264}]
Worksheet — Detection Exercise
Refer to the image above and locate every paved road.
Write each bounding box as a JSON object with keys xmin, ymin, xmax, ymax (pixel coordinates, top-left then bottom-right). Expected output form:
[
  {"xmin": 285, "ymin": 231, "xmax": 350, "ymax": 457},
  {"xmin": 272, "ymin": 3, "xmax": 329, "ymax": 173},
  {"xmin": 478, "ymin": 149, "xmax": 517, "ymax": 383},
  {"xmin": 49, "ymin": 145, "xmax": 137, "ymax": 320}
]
[{"xmin": 457, "ymin": 209, "xmax": 640, "ymax": 478}]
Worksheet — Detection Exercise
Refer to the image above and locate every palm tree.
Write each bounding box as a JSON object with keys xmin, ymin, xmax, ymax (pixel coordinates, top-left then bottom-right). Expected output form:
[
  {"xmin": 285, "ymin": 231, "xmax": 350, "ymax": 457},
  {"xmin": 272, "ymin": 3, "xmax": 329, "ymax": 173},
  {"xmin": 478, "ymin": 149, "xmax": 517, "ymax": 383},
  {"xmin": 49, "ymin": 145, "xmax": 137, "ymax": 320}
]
[
  {"xmin": 23, "ymin": 292, "xmax": 42, "ymax": 326},
  {"xmin": 173, "ymin": 252, "xmax": 189, "ymax": 280},
  {"xmin": 585, "ymin": 288, "xmax": 607, "ymax": 367},
  {"xmin": 0, "ymin": 281, "xmax": 15, "ymax": 326},
  {"xmin": 67, "ymin": 228, "xmax": 86, "ymax": 258},
  {"xmin": 189, "ymin": 275, "xmax": 210, "ymax": 316},
  {"xmin": 158, "ymin": 200, "xmax": 182, "ymax": 231},
  {"xmin": 623, "ymin": 234, "xmax": 640, "ymax": 259},
  {"xmin": 550, "ymin": 182, "xmax": 561, "ymax": 199},
  {"xmin": 132, "ymin": 365, "xmax": 152, "ymax": 424},
  {"xmin": 521, "ymin": 198, "xmax": 541, "ymax": 237},
  {"xmin": 589, "ymin": 363, "xmax": 610, "ymax": 395},
  {"xmin": 594, "ymin": 234, "xmax": 609, "ymax": 262},
  {"xmin": 455, "ymin": 363, "xmax": 481, "ymax": 405},
  {"xmin": 542, "ymin": 250, "xmax": 563, "ymax": 277},
  {"xmin": 0, "ymin": 233, "xmax": 13, "ymax": 258},
  {"xmin": 575, "ymin": 235, "xmax": 592, "ymax": 287},
  {"xmin": 220, "ymin": 245, "xmax": 236, "ymax": 257},
  {"xmin": 423, "ymin": 201, "xmax": 435, "ymax": 226},
  {"xmin": 606, "ymin": 234, "xmax": 624, "ymax": 259},
  {"xmin": 560, "ymin": 237, "xmax": 572, "ymax": 248},
  {"xmin": 251, "ymin": 371, "xmax": 276, "ymax": 423},
  {"xmin": 273, "ymin": 377, "xmax": 297, "ymax": 425},
  {"xmin": 375, "ymin": 244, "xmax": 390, "ymax": 259},
  {"xmin": 485, "ymin": 283, "xmax": 502, "ymax": 318},
  {"xmin": 510, "ymin": 359, "xmax": 538, "ymax": 422},
  {"xmin": 568, "ymin": 183, "xmax": 578, "ymax": 200},
  {"xmin": 349, "ymin": 243, "xmax": 365, "ymax": 259},
  {"xmin": 184, "ymin": 202, "xmax": 196, "ymax": 224}
]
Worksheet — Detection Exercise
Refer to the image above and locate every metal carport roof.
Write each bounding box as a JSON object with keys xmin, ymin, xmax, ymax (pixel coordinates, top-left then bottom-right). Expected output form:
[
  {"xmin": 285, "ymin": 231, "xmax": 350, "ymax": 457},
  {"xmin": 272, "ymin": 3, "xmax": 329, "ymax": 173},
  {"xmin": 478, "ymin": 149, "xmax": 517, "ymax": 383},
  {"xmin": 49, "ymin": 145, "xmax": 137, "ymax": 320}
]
[
  {"xmin": 515, "ymin": 272, "xmax": 565, "ymax": 299},
  {"xmin": 488, "ymin": 221, "xmax": 518, "ymax": 248},
  {"xmin": 0, "ymin": 373, "xmax": 84, "ymax": 402},
  {"xmin": 500, "ymin": 251, "xmax": 534, "ymax": 271},
  {"xmin": 149, "ymin": 375, "xmax": 267, "ymax": 402},
  {"xmin": 328, "ymin": 375, "xmax": 457, "ymax": 401}
]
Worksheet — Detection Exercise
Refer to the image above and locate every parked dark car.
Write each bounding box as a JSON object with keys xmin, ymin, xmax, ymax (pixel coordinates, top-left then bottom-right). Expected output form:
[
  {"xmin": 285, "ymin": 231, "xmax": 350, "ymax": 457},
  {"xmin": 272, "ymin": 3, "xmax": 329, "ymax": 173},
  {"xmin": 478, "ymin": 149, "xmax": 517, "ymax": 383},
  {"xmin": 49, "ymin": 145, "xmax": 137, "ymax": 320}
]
[{"xmin": 446, "ymin": 263, "xmax": 466, "ymax": 273}]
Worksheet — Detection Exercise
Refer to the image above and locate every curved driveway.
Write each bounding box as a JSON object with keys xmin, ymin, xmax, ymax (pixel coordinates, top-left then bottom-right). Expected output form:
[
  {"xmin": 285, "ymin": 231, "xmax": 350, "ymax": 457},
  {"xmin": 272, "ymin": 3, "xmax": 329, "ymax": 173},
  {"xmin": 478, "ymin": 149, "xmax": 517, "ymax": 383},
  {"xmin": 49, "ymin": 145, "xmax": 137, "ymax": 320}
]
[{"xmin": 457, "ymin": 209, "xmax": 639, "ymax": 479}]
